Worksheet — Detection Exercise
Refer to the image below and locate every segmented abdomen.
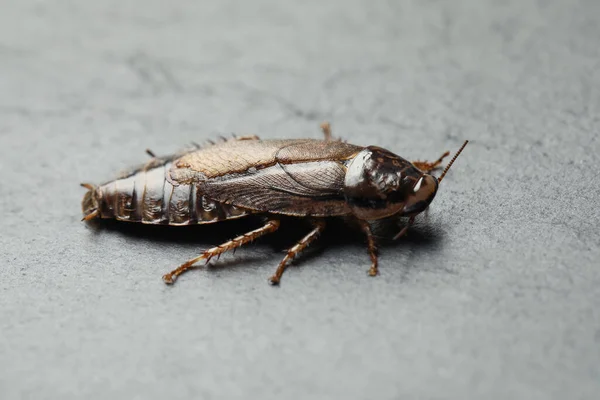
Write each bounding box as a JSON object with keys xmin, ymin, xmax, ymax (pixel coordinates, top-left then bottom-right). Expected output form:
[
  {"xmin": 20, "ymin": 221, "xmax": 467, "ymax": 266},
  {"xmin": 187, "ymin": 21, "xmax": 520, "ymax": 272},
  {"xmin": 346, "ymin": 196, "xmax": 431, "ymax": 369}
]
[{"xmin": 98, "ymin": 162, "xmax": 252, "ymax": 225}]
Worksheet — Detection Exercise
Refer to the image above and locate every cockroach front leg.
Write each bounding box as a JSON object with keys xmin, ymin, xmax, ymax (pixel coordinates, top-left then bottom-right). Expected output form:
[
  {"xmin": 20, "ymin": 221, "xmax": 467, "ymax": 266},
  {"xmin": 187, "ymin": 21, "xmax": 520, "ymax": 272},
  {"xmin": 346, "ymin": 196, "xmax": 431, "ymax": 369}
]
[
  {"xmin": 393, "ymin": 216, "xmax": 415, "ymax": 240},
  {"xmin": 358, "ymin": 218, "xmax": 414, "ymax": 277},
  {"xmin": 358, "ymin": 221, "xmax": 379, "ymax": 277},
  {"xmin": 269, "ymin": 219, "xmax": 326, "ymax": 285},
  {"xmin": 412, "ymin": 151, "xmax": 451, "ymax": 173},
  {"xmin": 162, "ymin": 218, "xmax": 280, "ymax": 285}
]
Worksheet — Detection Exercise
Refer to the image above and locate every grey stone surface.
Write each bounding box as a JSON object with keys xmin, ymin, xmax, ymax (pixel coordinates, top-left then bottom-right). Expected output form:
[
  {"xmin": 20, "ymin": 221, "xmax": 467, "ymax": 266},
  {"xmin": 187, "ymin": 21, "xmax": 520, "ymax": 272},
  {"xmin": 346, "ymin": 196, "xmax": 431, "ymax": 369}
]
[{"xmin": 1, "ymin": 1, "xmax": 599, "ymax": 399}]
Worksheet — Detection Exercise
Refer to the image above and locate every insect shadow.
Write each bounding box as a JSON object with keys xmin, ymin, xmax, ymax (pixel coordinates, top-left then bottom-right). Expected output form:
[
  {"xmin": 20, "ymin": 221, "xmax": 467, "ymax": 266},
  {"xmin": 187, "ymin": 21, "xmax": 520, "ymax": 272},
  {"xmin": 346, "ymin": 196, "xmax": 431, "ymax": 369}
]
[{"xmin": 86, "ymin": 215, "xmax": 444, "ymax": 276}]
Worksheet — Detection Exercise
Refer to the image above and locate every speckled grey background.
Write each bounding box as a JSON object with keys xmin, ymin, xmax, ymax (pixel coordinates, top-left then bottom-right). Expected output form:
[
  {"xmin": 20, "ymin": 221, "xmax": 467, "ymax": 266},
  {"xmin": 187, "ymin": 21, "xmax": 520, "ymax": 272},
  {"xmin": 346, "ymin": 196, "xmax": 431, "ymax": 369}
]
[{"xmin": 1, "ymin": 1, "xmax": 599, "ymax": 399}]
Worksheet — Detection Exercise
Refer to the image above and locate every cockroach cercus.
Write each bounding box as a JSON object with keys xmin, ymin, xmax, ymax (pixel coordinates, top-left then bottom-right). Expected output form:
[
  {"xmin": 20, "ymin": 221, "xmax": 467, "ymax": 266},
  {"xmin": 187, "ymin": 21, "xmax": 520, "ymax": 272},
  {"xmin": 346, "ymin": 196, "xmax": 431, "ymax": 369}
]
[{"xmin": 81, "ymin": 123, "xmax": 468, "ymax": 285}]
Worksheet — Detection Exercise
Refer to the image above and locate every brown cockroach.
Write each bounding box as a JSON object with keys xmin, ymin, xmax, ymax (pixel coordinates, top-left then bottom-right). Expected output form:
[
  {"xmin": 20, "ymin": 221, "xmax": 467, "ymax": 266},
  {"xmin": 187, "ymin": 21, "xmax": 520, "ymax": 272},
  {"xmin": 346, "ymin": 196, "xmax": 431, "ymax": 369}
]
[{"xmin": 81, "ymin": 123, "xmax": 468, "ymax": 285}]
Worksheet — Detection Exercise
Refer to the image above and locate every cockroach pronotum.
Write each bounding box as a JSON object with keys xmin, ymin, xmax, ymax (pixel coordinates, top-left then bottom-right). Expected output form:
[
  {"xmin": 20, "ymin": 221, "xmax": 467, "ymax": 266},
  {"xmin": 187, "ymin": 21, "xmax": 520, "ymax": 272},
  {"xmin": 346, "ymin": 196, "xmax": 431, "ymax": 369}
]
[{"xmin": 81, "ymin": 123, "xmax": 468, "ymax": 285}]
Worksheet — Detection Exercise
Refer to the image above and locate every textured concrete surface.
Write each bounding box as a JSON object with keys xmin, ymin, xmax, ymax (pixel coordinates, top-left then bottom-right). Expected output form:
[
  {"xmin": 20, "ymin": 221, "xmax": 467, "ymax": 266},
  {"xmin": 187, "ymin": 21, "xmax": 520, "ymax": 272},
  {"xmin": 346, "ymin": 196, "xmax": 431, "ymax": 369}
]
[{"xmin": 1, "ymin": 1, "xmax": 599, "ymax": 399}]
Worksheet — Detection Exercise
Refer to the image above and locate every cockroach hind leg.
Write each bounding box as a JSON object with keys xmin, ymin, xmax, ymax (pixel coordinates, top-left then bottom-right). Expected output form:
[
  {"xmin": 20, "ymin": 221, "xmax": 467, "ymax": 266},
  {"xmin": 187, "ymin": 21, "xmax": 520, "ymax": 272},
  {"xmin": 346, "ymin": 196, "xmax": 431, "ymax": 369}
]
[
  {"xmin": 162, "ymin": 219, "xmax": 280, "ymax": 285},
  {"xmin": 81, "ymin": 210, "xmax": 99, "ymax": 221},
  {"xmin": 81, "ymin": 183, "xmax": 100, "ymax": 221},
  {"xmin": 217, "ymin": 133, "xmax": 260, "ymax": 143},
  {"xmin": 412, "ymin": 151, "xmax": 451, "ymax": 173},
  {"xmin": 235, "ymin": 134, "xmax": 260, "ymax": 141},
  {"xmin": 268, "ymin": 220, "xmax": 326, "ymax": 285},
  {"xmin": 201, "ymin": 135, "xmax": 259, "ymax": 149}
]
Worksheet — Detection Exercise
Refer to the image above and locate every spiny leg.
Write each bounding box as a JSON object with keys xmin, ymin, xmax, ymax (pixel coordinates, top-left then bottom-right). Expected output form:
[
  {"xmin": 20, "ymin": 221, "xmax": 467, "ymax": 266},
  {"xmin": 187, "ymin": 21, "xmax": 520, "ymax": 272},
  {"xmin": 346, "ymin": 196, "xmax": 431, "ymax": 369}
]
[
  {"xmin": 147, "ymin": 135, "xmax": 261, "ymax": 161},
  {"xmin": 412, "ymin": 151, "xmax": 451, "ymax": 173},
  {"xmin": 81, "ymin": 210, "xmax": 99, "ymax": 221},
  {"xmin": 358, "ymin": 218, "xmax": 414, "ymax": 277},
  {"xmin": 320, "ymin": 121, "xmax": 333, "ymax": 141},
  {"xmin": 202, "ymin": 134, "xmax": 262, "ymax": 148},
  {"xmin": 393, "ymin": 216, "xmax": 415, "ymax": 240},
  {"xmin": 80, "ymin": 183, "xmax": 100, "ymax": 221},
  {"xmin": 162, "ymin": 218, "xmax": 280, "ymax": 285},
  {"xmin": 358, "ymin": 221, "xmax": 379, "ymax": 277},
  {"xmin": 269, "ymin": 219, "xmax": 326, "ymax": 285},
  {"xmin": 233, "ymin": 134, "xmax": 260, "ymax": 141}
]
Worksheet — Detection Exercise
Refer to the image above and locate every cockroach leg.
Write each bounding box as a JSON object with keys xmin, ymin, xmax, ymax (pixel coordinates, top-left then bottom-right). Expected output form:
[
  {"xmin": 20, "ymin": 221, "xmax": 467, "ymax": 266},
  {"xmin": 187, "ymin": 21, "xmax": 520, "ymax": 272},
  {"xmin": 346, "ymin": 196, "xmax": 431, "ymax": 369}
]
[
  {"xmin": 235, "ymin": 134, "xmax": 260, "ymax": 141},
  {"xmin": 162, "ymin": 218, "xmax": 281, "ymax": 285},
  {"xmin": 80, "ymin": 183, "xmax": 100, "ymax": 220},
  {"xmin": 412, "ymin": 151, "xmax": 451, "ymax": 173},
  {"xmin": 358, "ymin": 221, "xmax": 379, "ymax": 277},
  {"xmin": 393, "ymin": 216, "xmax": 415, "ymax": 240},
  {"xmin": 320, "ymin": 122, "xmax": 332, "ymax": 141},
  {"xmin": 145, "ymin": 149, "xmax": 156, "ymax": 158},
  {"xmin": 269, "ymin": 219, "xmax": 326, "ymax": 285},
  {"xmin": 207, "ymin": 135, "xmax": 258, "ymax": 146},
  {"xmin": 81, "ymin": 210, "xmax": 99, "ymax": 221}
]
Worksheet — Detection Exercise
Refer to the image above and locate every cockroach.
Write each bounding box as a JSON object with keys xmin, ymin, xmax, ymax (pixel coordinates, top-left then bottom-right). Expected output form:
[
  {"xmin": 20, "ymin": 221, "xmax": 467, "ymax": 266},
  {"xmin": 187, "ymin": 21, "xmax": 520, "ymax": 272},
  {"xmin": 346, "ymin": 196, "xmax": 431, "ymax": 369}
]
[{"xmin": 81, "ymin": 123, "xmax": 468, "ymax": 285}]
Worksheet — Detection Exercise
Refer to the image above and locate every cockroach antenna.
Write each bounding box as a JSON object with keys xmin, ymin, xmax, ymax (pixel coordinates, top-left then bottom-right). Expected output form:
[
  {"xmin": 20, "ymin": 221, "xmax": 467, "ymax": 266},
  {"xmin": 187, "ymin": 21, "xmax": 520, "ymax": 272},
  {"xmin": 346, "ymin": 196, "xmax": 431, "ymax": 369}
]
[{"xmin": 437, "ymin": 140, "xmax": 469, "ymax": 184}]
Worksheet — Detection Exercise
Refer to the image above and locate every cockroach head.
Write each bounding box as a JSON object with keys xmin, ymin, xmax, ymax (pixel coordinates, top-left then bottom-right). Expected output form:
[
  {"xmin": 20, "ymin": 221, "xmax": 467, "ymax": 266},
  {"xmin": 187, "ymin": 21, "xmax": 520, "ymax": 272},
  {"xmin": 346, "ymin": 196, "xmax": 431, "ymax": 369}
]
[
  {"xmin": 344, "ymin": 140, "xmax": 468, "ymax": 221},
  {"xmin": 344, "ymin": 146, "xmax": 437, "ymax": 220}
]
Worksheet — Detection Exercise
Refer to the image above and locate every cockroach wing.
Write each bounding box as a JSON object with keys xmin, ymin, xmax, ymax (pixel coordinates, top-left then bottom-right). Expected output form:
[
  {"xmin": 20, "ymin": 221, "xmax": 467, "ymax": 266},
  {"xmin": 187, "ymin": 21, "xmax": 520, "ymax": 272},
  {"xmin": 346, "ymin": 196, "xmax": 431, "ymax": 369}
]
[
  {"xmin": 168, "ymin": 139, "xmax": 364, "ymax": 216},
  {"xmin": 199, "ymin": 161, "xmax": 352, "ymax": 216},
  {"xmin": 171, "ymin": 139, "xmax": 362, "ymax": 180}
]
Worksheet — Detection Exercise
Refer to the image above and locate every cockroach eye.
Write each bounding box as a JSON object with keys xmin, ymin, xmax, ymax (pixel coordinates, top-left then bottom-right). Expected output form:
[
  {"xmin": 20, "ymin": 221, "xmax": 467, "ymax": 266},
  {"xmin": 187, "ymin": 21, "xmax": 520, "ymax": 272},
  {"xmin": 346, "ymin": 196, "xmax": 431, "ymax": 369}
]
[
  {"xmin": 413, "ymin": 176, "xmax": 423, "ymax": 193},
  {"xmin": 401, "ymin": 174, "xmax": 439, "ymax": 216}
]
